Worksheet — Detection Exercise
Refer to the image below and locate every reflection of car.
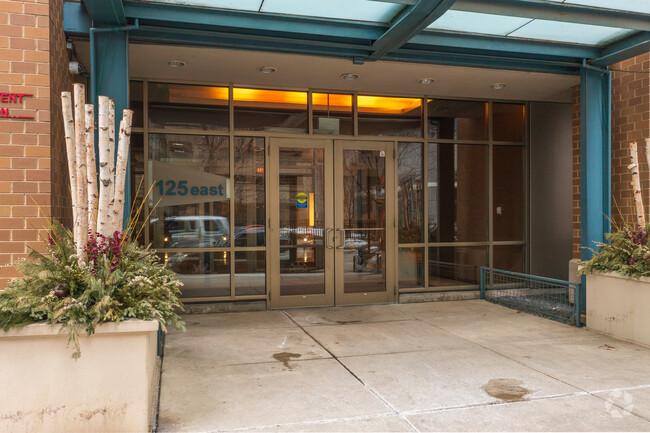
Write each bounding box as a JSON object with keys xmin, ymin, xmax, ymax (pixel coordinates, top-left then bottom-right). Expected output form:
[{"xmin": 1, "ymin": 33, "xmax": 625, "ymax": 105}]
[
  {"xmin": 234, "ymin": 225, "xmax": 294, "ymax": 262},
  {"xmin": 159, "ymin": 216, "xmax": 229, "ymax": 248}
]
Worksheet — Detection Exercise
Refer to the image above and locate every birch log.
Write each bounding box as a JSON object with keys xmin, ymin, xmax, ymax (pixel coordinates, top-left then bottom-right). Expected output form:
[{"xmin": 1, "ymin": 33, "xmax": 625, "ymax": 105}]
[
  {"xmin": 73, "ymin": 84, "xmax": 88, "ymax": 256},
  {"xmin": 629, "ymin": 141, "xmax": 646, "ymax": 228},
  {"xmin": 97, "ymin": 96, "xmax": 113, "ymax": 236},
  {"xmin": 106, "ymin": 99, "xmax": 116, "ymax": 229},
  {"xmin": 646, "ymin": 138, "xmax": 650, "ymax": 219},
  {"xmin": 112, "ymin": 109, "xmax": 133, "ymax": 233},
  {"xmin": 85, "ymin": 104, "xmax": 98, "ymax": 235},
  {"xmin": 61, "ymin": 92, "xmax": 77, "ymax": 227}
]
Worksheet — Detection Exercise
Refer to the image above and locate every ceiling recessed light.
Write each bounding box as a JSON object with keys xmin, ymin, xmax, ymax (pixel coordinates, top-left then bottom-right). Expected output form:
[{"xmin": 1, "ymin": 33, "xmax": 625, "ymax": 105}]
[
  {"xmin": 419, "ymin": 78, "xmax": 435, "ymax": 85},
  {"xmin": 257, "ymin": 66, "xmax": 277, "ymax": 74},
  {"xmin": 490, "ymin": 83, "xmax": 507, "ymax": 90},
  {"xmin": 340, "ymin": 73, "xmax": 359, "ymax": 80},
  {"xmin": 165, "ymin": 60, "xmax": 186, "ymax": 68}
]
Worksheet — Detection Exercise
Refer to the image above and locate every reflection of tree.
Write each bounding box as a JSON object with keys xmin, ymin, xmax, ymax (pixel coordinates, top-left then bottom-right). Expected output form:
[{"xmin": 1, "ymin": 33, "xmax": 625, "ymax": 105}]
[
  {"xmin": 398, "ymin": 143, "xmax": 423, "ymax": 243},
  {"xmin": 342, "ymin": 150, "xmax": 385, "ymax": 229}
]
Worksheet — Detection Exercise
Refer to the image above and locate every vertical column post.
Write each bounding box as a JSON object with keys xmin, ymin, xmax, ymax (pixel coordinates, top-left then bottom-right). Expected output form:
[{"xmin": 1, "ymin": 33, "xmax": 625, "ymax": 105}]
[
  {"xmin": 90, "ymin": 29, "xmax": 130, "ymax": 228},
  {"xmin": 579, "ymin": 66, "xmax": 612, "ymax": 313}
]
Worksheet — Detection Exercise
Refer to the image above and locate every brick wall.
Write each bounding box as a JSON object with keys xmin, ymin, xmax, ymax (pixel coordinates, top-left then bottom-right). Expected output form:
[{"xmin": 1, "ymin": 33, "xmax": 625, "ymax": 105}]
[
  {"xmin": 0, "ymin": 0, "xmax": 71, "ymax": 289},
  {"xmin": 573, "ymin": 53, "xmax": 650, "ymax": 259}
]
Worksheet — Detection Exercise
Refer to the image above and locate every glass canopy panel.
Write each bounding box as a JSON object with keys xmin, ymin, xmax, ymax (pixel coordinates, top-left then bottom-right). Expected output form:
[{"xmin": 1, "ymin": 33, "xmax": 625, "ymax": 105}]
[
  {"xmin": 426, "ymin": 11, "xmax": 532, "ymax": 36},
  {"xmin": 543, "ymin": 0, "xmax": 650, "ymax": 14},
  {"xmin": 260, "ymin": 0, "xmax": 404, "ymax": 23},
  {"xmin": 141, "ymin": 0, "xmax": 262, "ymax": 11},
  {"xmin": 509, "ymin": 19, "xmax": 634, "ymax": 45}
]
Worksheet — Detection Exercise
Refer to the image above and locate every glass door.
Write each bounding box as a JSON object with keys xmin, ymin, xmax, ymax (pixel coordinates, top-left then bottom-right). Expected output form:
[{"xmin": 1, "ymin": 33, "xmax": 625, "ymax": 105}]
[
  {"xmin": 269, "ymin": 138, "xmax": 334, "ymax": 308},
  {"xmin": 334, "ymin": 140, "xmax": 395, "ymax": 305}
]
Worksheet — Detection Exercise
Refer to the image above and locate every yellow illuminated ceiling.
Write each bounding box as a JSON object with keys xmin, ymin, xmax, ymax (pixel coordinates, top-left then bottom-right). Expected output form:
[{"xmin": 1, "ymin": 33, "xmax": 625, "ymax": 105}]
[{"xmin": 168, "ymin": 84, "xmax": 422, "ymax": 115}]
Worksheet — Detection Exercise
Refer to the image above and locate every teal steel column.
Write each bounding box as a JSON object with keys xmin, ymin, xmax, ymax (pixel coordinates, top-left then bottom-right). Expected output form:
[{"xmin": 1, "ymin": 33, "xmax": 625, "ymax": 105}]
[
  {"xmin": 579, "ymin": 65, "xmax": 611, "ymax": 313},
  {"xmin": 90, "ymin": 29, "xmax": 130, "ymax": 229}
]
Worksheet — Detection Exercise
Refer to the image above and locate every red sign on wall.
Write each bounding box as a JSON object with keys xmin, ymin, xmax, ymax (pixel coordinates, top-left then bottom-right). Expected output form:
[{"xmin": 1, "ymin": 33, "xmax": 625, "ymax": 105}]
[{"xmin": 0, "ymin": 93, "xmax": 34, "ymax": 119}]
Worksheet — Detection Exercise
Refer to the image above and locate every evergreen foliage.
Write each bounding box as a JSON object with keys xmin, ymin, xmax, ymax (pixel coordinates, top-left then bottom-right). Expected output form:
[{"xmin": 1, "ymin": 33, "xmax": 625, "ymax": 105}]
[
  {"xmin": 0, "ymin": 220, "xmax": 185, "ymax": 358},
  {"xmin": 580, "ymin": 225, "xmax": 650, "ymax": 278}
]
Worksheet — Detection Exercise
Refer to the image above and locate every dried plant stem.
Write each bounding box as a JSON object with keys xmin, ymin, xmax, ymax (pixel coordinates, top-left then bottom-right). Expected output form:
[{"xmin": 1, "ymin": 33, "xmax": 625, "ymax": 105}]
[
  {"xmin": 112, "ymin": 109, "xmax": 133, "ymax": 233},
  {"xmin": 629, "ymin": 141, "xmax": 646, "ymax": 228},
  {"xmin": 73, "ymin": 84, "xmax": 88, "ymax": 259}
]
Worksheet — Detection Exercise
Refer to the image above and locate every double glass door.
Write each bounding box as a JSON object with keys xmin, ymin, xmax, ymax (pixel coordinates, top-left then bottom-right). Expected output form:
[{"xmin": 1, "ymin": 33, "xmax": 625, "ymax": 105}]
[{"xmin": 269, "ymin": 138, "xmax": 395, "ymax": 308}]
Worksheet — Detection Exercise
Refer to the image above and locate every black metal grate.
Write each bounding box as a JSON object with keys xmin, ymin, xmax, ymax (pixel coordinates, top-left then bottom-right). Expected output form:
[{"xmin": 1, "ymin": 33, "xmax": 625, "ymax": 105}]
[{"xmin": 480, "ymin": 267, "xmax": 581, "ymax": 326}]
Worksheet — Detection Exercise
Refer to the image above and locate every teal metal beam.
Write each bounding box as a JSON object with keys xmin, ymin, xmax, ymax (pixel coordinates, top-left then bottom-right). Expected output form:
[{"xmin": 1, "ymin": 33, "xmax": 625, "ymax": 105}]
[
  {"xmin": 580, "ymin": 65, "xmax": 611, "ymax": 313},
  {"xmin": 90, "ymin": 28, "xmax": 131, "ymax": 227},
  {"xmin": 591, "ymin": 31, "xmax": 650, "ymax": 66},
  {"xmin": 452, "ymin": 0, "xmax": 650, "ymax": 32},
  {"xmin": 82, "ymin": 0, "xmax": 126, "ymax": 25},
  {"xmin": 369, "ymin": 0, "xmax": 456, "ymax": 59},
  {"xmin": 64, "ymin": 1, "xmax": 591, "ymax": 74}
]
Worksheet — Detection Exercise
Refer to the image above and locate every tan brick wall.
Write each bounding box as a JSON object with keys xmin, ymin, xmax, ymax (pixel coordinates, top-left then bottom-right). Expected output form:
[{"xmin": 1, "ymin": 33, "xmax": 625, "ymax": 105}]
[
  {"xmin": 0, "ymin": 0, "xmax": 71, "ymax": 289},
  {"xmin": 572, "ymin": 53, "xmax": 650, "ymax": 259}
]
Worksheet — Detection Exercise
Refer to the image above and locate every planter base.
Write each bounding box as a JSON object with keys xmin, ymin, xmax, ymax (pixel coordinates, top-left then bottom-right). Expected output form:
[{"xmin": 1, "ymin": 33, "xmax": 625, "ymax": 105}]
[
  {"xmin": 587, "ymin": 273, "xmax": 650, "ymax": 348},
  {"xmin": 0, "ymin": 320, "xmax": 160, "ymax": 433}
]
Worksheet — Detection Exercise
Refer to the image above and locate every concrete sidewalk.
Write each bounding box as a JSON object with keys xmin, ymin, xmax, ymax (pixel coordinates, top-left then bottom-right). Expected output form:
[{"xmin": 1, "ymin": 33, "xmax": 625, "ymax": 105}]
[{"xmin": 158, "ymin": 300, "xmax": 650, "ymax": 432}]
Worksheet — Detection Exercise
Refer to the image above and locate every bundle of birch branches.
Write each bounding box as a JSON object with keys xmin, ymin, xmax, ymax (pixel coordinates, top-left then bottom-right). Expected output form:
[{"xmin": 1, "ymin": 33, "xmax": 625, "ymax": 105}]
[
  {"xmin": 61, "ymin": 83, "xmax": 133, "ymax": 260},
  {"xmin": 628, "ymin": 138, "xmax": 650, "ymax": 227}
]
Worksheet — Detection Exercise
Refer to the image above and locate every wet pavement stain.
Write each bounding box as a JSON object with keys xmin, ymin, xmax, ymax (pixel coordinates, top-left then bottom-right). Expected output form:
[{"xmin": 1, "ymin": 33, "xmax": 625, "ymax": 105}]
[
  {"xmin": 482, "ymin": 379, "xmax": 531, "ymax": 402},
  {"xmin": 272, "ymin": 352, "xmax": 302, "ymax": 370}
]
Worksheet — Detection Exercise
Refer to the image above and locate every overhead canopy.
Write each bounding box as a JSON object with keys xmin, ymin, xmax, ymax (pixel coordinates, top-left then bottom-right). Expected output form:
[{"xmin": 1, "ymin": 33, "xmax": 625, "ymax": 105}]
[{"xmin": 64, "ymin": 0, "xmax": 650, "ymax": 74}]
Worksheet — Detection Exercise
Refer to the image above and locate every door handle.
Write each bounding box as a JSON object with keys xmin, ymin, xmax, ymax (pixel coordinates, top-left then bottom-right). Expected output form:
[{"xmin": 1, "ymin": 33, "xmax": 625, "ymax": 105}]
[
  {"xmin": 325, "ymin": 228, "xmax": 333, "ymax": 249},
  {"xmin": 336, "ymin": 228, "xmax": 346, "ymax": 249}
]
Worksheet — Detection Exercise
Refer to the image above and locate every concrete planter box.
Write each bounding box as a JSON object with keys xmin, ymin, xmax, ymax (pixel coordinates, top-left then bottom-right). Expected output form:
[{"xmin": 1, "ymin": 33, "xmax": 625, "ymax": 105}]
[
  {"xmin": 587, "ymin": 272, "xmax": 650, "ymax": 347},
  {"xmin": 0, "ymin": 319, "xmax": 160, "ymax": 433}
]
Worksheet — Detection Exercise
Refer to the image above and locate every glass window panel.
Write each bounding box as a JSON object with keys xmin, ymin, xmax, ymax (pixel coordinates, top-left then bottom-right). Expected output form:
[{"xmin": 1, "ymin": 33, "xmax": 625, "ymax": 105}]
[
  {"xmin": 398, "ymin": 142, "xmax": 423, "ymax": 243},
  {"xmin": 494, "ymin": 145, "xmax": 525, "ymax": 241},
  {"xmin": 509, "ymin": 19, "xmax": 633, "ymax": 45},
  {"xmin": 235, "ymin": 251, "xmax": 265, "ymax": 296},
  {"xmin": 148, "ymin": 134, "xmax": 230, "ymax": 248},
  {"xmin": 130, "ymin": 81, "xmax": 143, "ymax": 128},
  {"xmin": 426, "ymin": 11, "xmax": 531, "ymax": 36},
  {"xmin": 234, "ymin": 88, "xmax": 308, "ymax": 133},
  {"xmin": 148, "ymin": 83, "xmax": 229, "ymax": 131},
  {"xmin": 312, "ymin": 93, "xmax": 353, "ymax": 135},
  {"xmin": 428, "ymin": 99, "xmax": 488, "ymax": 141},
  {"xmin": 399, "ymin": 248, "xmax": 424, "ymax": 288},
  {"xmin": 493, "ymin": 103, "xmax": 525, "ymax": 142},
  {"xmin": 261, "ymin": 0, "xmax": 404, "ymax": 23},
  {"xmin": 428, "ymin": 143, "xmax": 488, "ymax": 242},
  {"xmin": 428, "ymin": 246, "xmax": 487, "ymax": 287},
  {"xmin": 129, "ymin": 133, "xmax": 145, "ymax": 245},
  {"xmin": 234, "ymin": 137, "xmax": 265, "ymax": 247},
  {"xmin": 358, "ymin": 96, "xmax": 422, "ymax": 137},
  {"xmin": 160, "ymin": 251, "xmax": 230, "ymax": 298},
  {"xmin": 279, "ymin": 148, "xmax": 326, "ymax": 296},
  {"xmin": 493, "ymin": 245, "xmax": 525, "ymax": 274}
]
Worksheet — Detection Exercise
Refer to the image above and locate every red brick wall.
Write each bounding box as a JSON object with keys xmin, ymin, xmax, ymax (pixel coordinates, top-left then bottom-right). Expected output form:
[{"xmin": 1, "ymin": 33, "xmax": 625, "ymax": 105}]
[
  {"xmin": 573, "ymin": 53, "xmax": 650, "ymax": 259},
  {"xmin": 0, "ymin": 0, "xmax": 71, "ymax": 289}
]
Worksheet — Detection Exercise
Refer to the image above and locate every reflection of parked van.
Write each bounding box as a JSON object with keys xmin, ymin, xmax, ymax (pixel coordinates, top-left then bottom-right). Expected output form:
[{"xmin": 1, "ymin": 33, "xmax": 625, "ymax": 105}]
[{"xmin": 162, "ymin": 216, "xmax": 229, "ymax": 248}]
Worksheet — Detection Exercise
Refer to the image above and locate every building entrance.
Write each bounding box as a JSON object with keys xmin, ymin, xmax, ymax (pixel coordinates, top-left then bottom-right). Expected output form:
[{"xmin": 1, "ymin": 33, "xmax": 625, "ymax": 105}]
[{"xmin": 269, "ymin": 138, "xmax": 396, "ymax": 308}]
